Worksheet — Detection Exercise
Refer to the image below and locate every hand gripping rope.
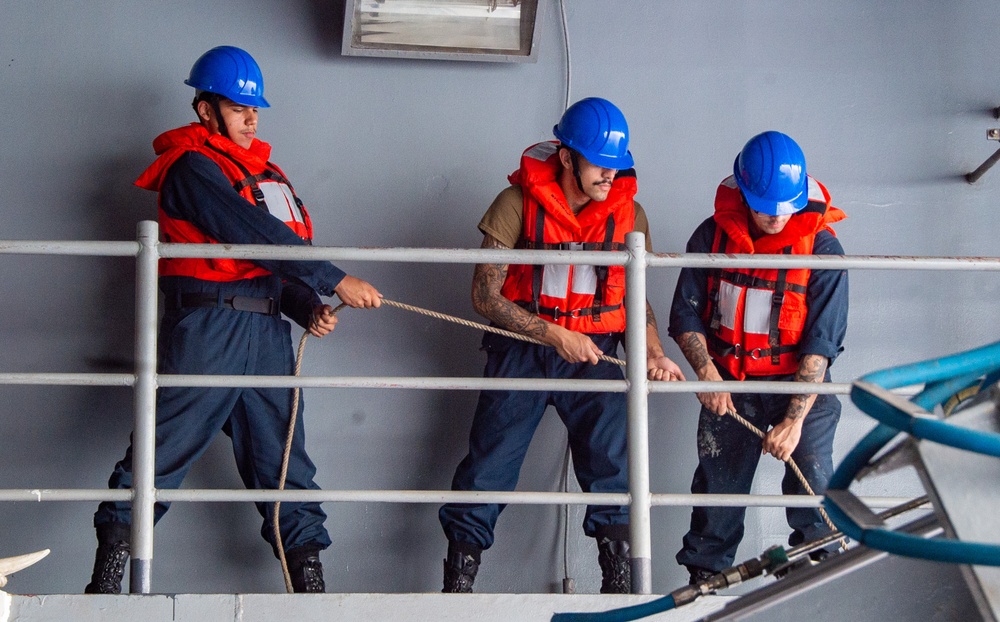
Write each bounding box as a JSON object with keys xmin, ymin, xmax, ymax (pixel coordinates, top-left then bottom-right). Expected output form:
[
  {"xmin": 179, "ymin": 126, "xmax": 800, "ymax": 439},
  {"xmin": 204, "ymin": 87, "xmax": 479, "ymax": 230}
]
[{"xmin": 272, "ymin": 298, "xmax": 845, "ymax": 593}]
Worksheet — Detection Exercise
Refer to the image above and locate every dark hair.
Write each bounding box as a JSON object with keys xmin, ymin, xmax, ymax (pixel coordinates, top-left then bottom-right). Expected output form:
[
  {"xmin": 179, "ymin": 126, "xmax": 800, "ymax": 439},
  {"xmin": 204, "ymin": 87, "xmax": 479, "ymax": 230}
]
[
  {"xmin": 557, "ymin": 144, "xmax": 581, "ymax": 159},
  {"xmin": 191, "ymin": 90, "xmax": 223, "ymax": 112}
]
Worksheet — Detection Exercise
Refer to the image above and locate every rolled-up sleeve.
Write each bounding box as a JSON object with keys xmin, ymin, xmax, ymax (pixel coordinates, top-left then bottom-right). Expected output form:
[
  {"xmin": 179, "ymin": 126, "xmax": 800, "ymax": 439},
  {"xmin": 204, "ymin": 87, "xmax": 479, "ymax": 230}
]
[
  {"xmin": 667, "ymin": 218, "xmax": 716, "ymax": 339},
  {"xmin": 798, "ymin": 231, "xmax": 849, "ymax": 364}
]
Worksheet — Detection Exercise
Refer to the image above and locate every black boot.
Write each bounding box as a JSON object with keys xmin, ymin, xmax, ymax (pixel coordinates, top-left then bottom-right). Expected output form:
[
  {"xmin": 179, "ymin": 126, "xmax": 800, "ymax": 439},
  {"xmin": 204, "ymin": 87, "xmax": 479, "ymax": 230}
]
[
  {"xmin": 84, "ymin": 522, "xmax": 130, "ymax": 594},
  {"xmin": 597, "ymin": 537, "xmax": 631, "ymax": 594},
  {"xmin": 442, "ymin": 544, "xmax": 480, "ymax": 593},
  {"xmin": 286, "ymin": 544, "xmax": 325, "ymax": 593}
]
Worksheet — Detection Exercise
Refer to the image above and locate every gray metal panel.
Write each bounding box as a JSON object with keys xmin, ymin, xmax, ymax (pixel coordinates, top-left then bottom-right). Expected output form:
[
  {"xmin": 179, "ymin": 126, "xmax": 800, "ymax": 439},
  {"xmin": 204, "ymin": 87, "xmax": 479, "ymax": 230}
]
[{"xmin": 914, "ymin": 397, "xmax": 1000, "ymax": 621}]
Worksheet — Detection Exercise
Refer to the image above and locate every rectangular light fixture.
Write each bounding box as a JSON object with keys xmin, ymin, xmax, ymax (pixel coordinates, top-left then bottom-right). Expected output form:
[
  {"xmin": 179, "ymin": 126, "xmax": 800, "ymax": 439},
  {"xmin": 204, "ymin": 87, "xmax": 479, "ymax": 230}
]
[{"xmin": 342, "ymin": 0, "xmax": 539, "ymax": 63}]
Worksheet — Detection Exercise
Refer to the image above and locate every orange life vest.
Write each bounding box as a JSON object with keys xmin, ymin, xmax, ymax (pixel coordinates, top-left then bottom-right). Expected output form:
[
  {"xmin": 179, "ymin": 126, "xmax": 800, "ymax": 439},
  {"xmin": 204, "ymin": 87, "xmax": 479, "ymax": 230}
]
[
  {"xmin": 499, "ymin": 141, "xmax": 637, "ymax": 333},
  {"xmin": 704, "ymin": 175, "xmax": 846, "ymax": 379},
  {"xmin": 134, "ymin": 123, "xmax": 314, "ymax": 282}
]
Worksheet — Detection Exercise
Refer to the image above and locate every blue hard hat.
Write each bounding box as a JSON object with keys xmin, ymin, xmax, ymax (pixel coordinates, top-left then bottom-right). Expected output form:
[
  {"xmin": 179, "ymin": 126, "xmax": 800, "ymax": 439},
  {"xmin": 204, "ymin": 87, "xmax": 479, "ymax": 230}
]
[
  {"xmin": 733, "ymin": 131, "xmax": 807, "ymax": 216},
  {"xmin": 553, "ymin": 97, "xmax": 634, "ymax": 169},
  {"xmin": 185, "ymin": 46, "xmax": 270, "ymax": 108}
]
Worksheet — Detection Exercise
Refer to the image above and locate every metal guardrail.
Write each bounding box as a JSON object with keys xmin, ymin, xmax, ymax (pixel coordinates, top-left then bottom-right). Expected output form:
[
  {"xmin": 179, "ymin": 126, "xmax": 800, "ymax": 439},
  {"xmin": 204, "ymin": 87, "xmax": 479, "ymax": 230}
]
[{"xmin": 0, "ymin": 221, "xmax": 994, "ymax": 593}]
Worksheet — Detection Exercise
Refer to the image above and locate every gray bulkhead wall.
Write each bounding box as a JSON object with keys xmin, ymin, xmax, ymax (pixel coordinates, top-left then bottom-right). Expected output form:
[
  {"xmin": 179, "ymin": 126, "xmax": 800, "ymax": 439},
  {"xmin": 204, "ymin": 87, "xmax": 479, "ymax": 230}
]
[{"xmin": 0, "ymin": 0, "xmax": 996, "ymax": 596}]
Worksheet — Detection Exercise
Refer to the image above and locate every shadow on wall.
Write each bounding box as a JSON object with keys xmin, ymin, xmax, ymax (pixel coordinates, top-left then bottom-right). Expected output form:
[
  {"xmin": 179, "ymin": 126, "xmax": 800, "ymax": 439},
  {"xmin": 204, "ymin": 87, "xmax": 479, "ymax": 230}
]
[
  {"xmin": 309, "ymin": 0, "xmax": 348, "ymax": 59},
  {"xmin": 80, "ymin": 154, "xmax": 157, "ymax": 373}
]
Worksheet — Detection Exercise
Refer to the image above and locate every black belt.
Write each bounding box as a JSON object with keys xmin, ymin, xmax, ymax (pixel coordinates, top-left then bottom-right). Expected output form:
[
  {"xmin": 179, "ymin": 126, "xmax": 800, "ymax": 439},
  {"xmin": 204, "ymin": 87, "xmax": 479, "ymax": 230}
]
[{"xmin": 168, "ymin": 293, "xmax": 279, "ymax": 316}]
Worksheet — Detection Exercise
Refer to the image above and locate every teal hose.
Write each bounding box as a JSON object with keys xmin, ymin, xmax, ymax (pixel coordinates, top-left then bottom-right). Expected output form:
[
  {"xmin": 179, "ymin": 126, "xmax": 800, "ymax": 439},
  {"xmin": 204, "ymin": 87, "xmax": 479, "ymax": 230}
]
[
  {"xmin": 559, "ymin": 340, "xmax": 1000, "ymax": 622},
  {"xmin": 825, "ymin": 339, "xmax": 1000, "ymax": 566},
  {"xmin": 551, "ymin": 595, "xmax": 675, "ymax": 622},
  {"xmin": 861, "ymin": 339, "xmax": 1000, "ymax": 390}
]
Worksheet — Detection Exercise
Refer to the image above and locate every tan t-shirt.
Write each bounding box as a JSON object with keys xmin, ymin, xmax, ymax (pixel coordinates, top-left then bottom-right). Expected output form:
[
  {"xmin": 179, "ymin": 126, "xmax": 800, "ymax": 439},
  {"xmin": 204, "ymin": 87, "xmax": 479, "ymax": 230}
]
[{"xmin": 478, "ymin": 185, "xmax": 653, "ymax": 251}]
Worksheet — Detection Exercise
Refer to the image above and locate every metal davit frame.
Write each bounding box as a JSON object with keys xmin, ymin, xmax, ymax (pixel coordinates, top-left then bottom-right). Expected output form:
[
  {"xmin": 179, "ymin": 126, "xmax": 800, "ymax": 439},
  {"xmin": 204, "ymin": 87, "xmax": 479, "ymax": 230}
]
[{"xmin": 2, "ymin": 222, "xmax": 1000, "ymax": 594}]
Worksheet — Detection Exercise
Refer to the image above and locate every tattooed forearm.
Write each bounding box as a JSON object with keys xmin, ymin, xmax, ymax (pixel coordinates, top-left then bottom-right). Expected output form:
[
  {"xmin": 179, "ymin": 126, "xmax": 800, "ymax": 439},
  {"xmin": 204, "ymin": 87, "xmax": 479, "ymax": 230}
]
[
  {"xmin": 471, "ymin": 234, "xmax": 551, "ymax": 339},
  {"xmin": 794, "ymin": 354, "xmax": 828, "ymax": 384},
  {"xmin": 646, "ymin": 302, "xmax": 658, "ymax": 330},
  {"xmin": 786, "ymin": 354, "xmax": 828, "ymax": 421},
  {"xmin": 676, "ymin": 331, "xmax": 713, "ymax": 374},
  {"xmin": 644, "ymin": 301, "xmax": 667, "ymax": 358},
  {"xmin": 785, "ymin": 395, "xmax": 810, "ymax": 421}
]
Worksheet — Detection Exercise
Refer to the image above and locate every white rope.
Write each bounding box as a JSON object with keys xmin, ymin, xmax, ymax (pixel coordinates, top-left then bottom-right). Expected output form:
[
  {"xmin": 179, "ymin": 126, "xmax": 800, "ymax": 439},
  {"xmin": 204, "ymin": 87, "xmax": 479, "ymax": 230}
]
[{"xmin": 272, "ymin": 297, "xmax": 844, "ymax": 590}]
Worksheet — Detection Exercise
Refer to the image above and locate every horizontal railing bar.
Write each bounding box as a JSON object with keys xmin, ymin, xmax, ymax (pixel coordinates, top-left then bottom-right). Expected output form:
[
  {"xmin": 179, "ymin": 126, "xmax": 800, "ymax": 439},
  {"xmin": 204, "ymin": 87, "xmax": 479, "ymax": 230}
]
[
  {"xmin": 159, "ymin": 245, "xmax": 1000, "ymax": 271},
  {"xmin": 0, "ymin": 374, "xmax": 924, "ymax": 397},
  {"xmin": 0, "ymin": 241, "xmax": 996, "ymax": 272},
  {"xmin": 648, "ymin": 252, "xmax": 1000, "ymax": 271},
  {"xmin": 158, "ymin": 489, "xmax": 629, "ymax": 505},
  {"xmin": 650, "ymin": 494, "xmax": 918, "ymax": 509},
  {"xmin": 651, "ymin": 381, "xmax": 851, "ymax": 395},
  {"xmin": 158, "ymin": 244, "xmax": 627, "ymax": 266},
  {"xmin": 0, "ymin": 241, "xmax": 140, "ymax": 257},
  {"xmin": 0, "ymin": 489, "xmax": 132, "ymax": 502},
  {"xmin": 0, "ymin": 373, "xmax": 135, "ymax": 386},
  {"xmin": 158, "ymin": 375, "xmax": 626, "ymax": 392},
  {"xmin": 0, "ymin": 488, "xmax": 918, "ymax": 510}
]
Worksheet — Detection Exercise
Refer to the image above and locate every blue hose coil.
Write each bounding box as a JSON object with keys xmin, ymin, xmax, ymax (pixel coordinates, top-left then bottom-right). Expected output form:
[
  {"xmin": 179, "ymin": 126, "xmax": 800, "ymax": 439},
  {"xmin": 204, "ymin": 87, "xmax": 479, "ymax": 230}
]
[{"xmin": 826, "ymin": 339, "xmax": 1000, "ymax": 566}]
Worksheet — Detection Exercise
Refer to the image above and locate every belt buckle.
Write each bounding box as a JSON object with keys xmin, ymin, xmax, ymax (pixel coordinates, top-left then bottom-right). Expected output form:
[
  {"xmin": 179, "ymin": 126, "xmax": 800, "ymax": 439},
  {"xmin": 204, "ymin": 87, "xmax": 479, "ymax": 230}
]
[
  {"xmin": 230, "ymin": 296, "xmax": 275, "ymax": 314},
  {"xmin": 733, "ymin": 343, "xmax": 743, "ymax": 359},
  {"xmin": 748, "ymin": 347, "xmax": 764, "ymax": 360}
]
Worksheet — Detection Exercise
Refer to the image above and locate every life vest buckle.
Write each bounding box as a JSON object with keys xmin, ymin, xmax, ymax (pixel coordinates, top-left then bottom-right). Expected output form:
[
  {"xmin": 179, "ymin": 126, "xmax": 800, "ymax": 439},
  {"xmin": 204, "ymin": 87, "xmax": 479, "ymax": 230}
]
[
  {"xmin": 551, "ymin": 306, "xmax": 583, "ymax": 320},
  {"xmin": 732, "ymin": 344, "xmax": 765, "ymax": 360}
]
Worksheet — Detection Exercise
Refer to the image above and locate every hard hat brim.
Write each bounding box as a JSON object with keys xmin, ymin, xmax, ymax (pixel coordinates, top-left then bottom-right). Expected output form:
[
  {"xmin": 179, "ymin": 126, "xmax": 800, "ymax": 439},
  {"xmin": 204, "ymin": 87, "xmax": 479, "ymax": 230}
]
[
  {"xmin": 583, "ymin": 149, "xmax": 634, "ymax": 170},
  {"xmin": 185, "ymin": 79, "xmax": 270, "ymax": 108},
  {"xmin": 733, "ymin": 158, "xmax": 808, "ymax": 216}
]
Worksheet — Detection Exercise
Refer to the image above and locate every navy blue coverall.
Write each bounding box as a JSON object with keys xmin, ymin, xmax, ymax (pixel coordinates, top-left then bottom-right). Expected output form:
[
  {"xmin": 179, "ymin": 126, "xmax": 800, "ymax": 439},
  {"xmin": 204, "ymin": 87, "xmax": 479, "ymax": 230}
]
[
  {"xmin": 669, "ymin": 216, "xmax": 849, "ymax": 573},
  {"xmin": 94, "ymin": 151, "xmax": 344, "ymax": 555},
  {"xmin": 438, "ymin": 331, "xmax": 631, "ymax": 553}
]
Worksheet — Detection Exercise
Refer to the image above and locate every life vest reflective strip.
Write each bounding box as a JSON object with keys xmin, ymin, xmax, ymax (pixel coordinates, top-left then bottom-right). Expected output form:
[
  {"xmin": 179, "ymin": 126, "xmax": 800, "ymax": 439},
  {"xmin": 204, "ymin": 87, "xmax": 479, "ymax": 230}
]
[
  {"xmin": 704, "ymin": 175, "xmax": 843, "ymax": 379},
  {"xmin": 212, "ymin": 144, "xmax": 312, "ymax": 242},
  {"xmin": 499, "ymin": 141, "xmax": 636, "ymax": 333},
  {"xmin": 136, "ymin": 124, "xmax": 314, "ymax": 282}
]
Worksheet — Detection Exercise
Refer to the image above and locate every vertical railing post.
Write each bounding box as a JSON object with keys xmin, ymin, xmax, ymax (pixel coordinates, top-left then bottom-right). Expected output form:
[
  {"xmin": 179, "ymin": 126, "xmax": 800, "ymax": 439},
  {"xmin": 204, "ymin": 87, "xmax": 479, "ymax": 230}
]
[
  {"xmin": 624, "ymin": 231, "xmax": 652, "ymax": 594},
  {"xmin": 131, "ymin": 220, "xmax": 159, "ymax": 593}
]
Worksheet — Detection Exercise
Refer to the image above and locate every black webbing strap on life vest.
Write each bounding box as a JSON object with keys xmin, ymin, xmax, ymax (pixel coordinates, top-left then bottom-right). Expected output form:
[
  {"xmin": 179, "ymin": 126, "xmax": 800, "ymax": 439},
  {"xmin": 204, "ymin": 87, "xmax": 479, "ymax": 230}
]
[
  {"xmin": 590, "ymin": 214, "xmax": 615, "ymax": 323},
  {"xmin": 707, "ymin": 228, "xmax": 728, "ymax": 332},
  {"xmin": 707, "ymin": 332, "xmax": 799, "ymax": 362},
  {"xmin": 767, "ymin": 246, "xmax": 793, "ymax": 365},
  {"xmin": 518, "ymin": 240, "xmax": 627, "ymax": 251},
  {"xmin": 207, "ymin": 145, "xmax": 270, "ymax": 207},
  {"xmin": 233, "ymin": 169, "xmax": 275, "ymax": 204},
  {"xmin": 231, "ymin": 161, "xmax": 294, "ymax": 207},
  {"xmin": 208, "ymin": 145, "xmax": 297, "ymax": 210},
  {"xmin": 517, "ymin": 300, "xmax": 622, "ymax": 320},
  {"xmin": 714, "ymin": 270, "xmax": 807, "ymax": 295},
  {"xmin": 528, "ymin": 206, "xmax": 545, "ymax": 314},
  {"xmin": 208, "ymin": 146, "xmax": 312, "ymax": 245}
]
